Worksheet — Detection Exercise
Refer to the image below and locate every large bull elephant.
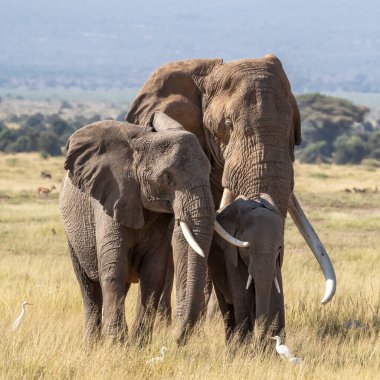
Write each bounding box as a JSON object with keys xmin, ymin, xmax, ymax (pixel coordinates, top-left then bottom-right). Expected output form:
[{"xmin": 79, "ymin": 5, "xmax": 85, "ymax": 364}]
[
  {"xmin": 59, "ymin": 113, "xmax": 242, "ymax": 345},
  {"xmin": 126, "ymin": 55, "xmax": 336, "ymax": 333}
]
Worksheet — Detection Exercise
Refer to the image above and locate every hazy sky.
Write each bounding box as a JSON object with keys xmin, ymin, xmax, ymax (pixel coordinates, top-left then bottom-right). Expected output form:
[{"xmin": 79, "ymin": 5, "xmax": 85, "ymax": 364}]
[{"xmin": 1, "ymin": 0, "xmax": 379, "ymax": 90}]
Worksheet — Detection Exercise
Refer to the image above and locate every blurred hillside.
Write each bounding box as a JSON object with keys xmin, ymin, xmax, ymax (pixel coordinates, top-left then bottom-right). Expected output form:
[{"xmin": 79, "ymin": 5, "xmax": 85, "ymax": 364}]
[
  {"xmin": 1, "ymin": 0, "xmax": 380, "ymax": 92},
  {"xmin": 296, "ymin": 94, "xmax": 380, "ymax": 165},
  {"xmin": 0, "ymin": 93, "xmax": 379, "ymax": 165}
]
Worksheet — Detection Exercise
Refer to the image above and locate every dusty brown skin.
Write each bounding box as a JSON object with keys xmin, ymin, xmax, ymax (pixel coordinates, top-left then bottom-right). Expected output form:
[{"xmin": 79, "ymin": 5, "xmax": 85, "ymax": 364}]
[
  {"xmin": 209, "ymin": 197, "xmax": 285, "ymax": 342},
  {"xmin": 59, "ymin": 116, "xmax": 215, "ymax": 345},
  {"xmin": 127, "ymin": 55, "xmax": 301, "ymax": 329},
  {"xmin": 127, "ymin": 55, "xmax": 301, "ymax": 215}
]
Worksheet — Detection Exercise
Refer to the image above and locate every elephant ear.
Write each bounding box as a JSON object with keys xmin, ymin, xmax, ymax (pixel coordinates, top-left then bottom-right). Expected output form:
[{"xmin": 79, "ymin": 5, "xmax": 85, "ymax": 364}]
[
  {"xmin": 149, "ymin": 111, "xmax": 186, "ymax": 131},
  {"xmin": 215, "ymin": 198, "xmax": 255, "ymax": 268},
  {"xmin": 126, "ymin": 59, "xmax": 223, "ymax": 149},
  {"xmin": 64, "ymin": 120, "xmax": 146, "ymax": 229},
  {"xmin": 289, "ymin": 93, "xmax": 302, "ymax": 161},
  {"xmin": 264, "ymin": 55, "xmax": 301, "ymax": 161}
]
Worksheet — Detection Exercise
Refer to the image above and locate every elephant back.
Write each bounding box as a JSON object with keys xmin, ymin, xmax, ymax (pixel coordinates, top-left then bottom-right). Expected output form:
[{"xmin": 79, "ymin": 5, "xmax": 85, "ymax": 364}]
[{"xmin": 126, "ymin": 59, "xmax": 223, "ymax": 150}]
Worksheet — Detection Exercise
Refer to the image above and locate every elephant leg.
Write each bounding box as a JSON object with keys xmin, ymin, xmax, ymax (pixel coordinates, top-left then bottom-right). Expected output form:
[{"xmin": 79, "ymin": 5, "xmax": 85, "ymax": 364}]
[
  {"xmin": 206, "ymin": 286, "xmax": 220, "ymax": 319},
  {"xmin": 156, "ymin": 251, "xmax": 174, "ymax": 326},
  {"xmin": 268, "ymin": 262, "xmax": 285, "ymax": 337},
  {"xmin": 228, "ymin": 264, "xmax": 254, "ymax": 343},
  {"xmin": 96, "ymin": 215, "xmax": 130, "ymax": 341},
  {"xmin": 69, "ymin": 242, "xmax": 102, "ymax": 342},
  {"xmin": 101, "ymin": 278, "xmax": 129, "ymax": 341},
  {"xmin": 131, "ymin": 250, "xmax": 169, "ymax": 345},
  {"xmin": 212, "ymin": 285, "xmax": 235, "ymax": 343},
  {"xmin": 233, "ymin": 308, "xmax": 253, "ymax": 343}
]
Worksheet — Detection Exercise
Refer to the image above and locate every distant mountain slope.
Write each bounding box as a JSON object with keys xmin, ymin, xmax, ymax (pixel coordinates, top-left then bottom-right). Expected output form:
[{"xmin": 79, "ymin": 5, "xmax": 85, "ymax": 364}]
[{"xmin": 1, "ymin": 0, "xmax": 379, "ymax": 92}]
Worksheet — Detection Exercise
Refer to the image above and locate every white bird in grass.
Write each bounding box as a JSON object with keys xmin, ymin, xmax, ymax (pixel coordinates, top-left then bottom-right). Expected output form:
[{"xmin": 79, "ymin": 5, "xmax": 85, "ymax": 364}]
[
  {"xmin": 146, "ymin": 347, "xmax": 168, "ymax": 365},
  {"xmin": 12, "ymin": 301, "xmax": 32, "ymax": 331},
  {"xmin": 271, "ymin": 336, "xmax": 302, "ymax": 364}
]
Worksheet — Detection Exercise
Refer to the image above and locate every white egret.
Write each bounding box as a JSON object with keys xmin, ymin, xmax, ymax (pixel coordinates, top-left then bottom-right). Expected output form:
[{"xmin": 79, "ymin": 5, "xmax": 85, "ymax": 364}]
[
  {"xmin": 12, "ymin": 301, "xmax": 32, "ymax": 331},
  {"xmin": 146, "ymin": 346, "xmax": 168, "ymax": 364},
  {"xmin": 271, "ymin": 336, "xmax": 302, "ymax": 364}
]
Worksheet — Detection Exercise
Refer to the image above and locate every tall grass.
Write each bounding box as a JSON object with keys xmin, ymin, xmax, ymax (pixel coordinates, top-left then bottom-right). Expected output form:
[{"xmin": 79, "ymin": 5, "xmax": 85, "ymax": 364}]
[{"xmin": 1, "ymin": 154, "xmax": 379, "ymax": 379}]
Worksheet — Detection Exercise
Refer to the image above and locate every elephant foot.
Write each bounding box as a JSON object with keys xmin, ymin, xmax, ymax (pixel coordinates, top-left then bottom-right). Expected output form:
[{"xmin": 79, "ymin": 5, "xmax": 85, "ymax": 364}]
[
  {"xmin": 176, "ymin": 323, "xmax": 193, "ymax": 347},
  {"xmin": 155, "ymin": 307, "xmax": 172, "ymax": 328},
  {"xmin": 84, "ymin": 326, "xmax": 102, "ymax": 346},
  {"xmin": 130, "ymin": 328, "xmax": 153, "ymax": 347},
  {"xmin": 101, "ymin": 323, "xmax": 128, "ymax": 344}
]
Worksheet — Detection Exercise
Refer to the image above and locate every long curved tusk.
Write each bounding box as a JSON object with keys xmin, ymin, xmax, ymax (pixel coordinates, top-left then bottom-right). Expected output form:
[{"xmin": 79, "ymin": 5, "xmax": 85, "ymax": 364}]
[
  {"xmin": 214, "ymin": 221, "xmax": 250, "ymax": 247},
  {"xmin": 246, "ymin": 274, "xmax": 253, "ymax": 290},
  {"xmin": 179, "ymin": 221, "xmax": 205, "ymax": 258},
  {"xmin": 288, "ymin": 193, "xmax": 336, "ymax": 304},
  {"xmin": 274, "ymin": 277, "xmax": 281, "ymax": 294},
  {"xmin": 219, "ymin": 188, "xmax": 236, "ymax": 209}
]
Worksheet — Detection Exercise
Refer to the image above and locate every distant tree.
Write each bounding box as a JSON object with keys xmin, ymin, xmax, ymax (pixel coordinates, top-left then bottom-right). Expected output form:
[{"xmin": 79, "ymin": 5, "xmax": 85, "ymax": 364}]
[
  {"xmin": 116, "ymin": 111, "xmax": 126, "ymax": 121},
  {"xmin": 0, "ymin": 128, "xmax": 18, "ymax": 150},
  {"xmin": 297, "ymin": 93, "xmax": 369, "ymax": 151},
  {"xmin": 7, "ymin": 113, "xmax": 19, "ymax": 122},
  {"xmin": 86, "ymin": 114, "xmax": 101, "ymax": 124},
  {"xmin": 297, "ymin": 141, "xmax": 330, "ymax": 163},
  {"xmin": 334, "ymin": 135, "xmax": 367, "ymax": 164},
  {"xmin": 366, "ymin": 130, "xmax": 380, "ymax": 160},
  {"xmin": 61, "ymin": 100, "xmax": 73, "ymax": 109},
  {"xmin": 6, "ymin": 136, "xmax": 29, "ymax": 152},
  {"xmin": 23, "ymin": 113, "xmax": 45, "ymax": 131},
  {"xmin": 48, "ymin": 114, "xmax": 71, "ymax": 135},
  {"xmin": 296, "ymin": 93, "xmax": 371, "ymax": 164},
  {"xmin": 37, "ymin": 131, "xmax": 62, "ymax": 156}
]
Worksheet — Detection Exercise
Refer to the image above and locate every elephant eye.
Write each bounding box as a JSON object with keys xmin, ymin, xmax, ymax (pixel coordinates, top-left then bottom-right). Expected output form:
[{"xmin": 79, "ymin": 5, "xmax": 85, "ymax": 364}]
[
  {"xmin": 225, "ymin": 118, "xmax": 233, "ymax": 130},
  {"xmin": 162, "ymin": 171, "xmax": 173, "ymax": 186}
]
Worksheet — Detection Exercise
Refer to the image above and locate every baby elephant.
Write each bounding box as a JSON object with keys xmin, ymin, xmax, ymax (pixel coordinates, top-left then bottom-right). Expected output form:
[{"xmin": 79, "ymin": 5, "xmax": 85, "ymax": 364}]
[
  {"xmin": 209, "ymin": 196, "xmax": 285, "ymax": 343},
  {"xmin": 60, "ymin": 112, "xmax": 220, "ymax": 345}
]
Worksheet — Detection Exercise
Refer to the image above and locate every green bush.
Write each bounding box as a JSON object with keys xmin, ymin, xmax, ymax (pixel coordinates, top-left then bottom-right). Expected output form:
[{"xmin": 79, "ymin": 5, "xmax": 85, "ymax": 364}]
[
  {"xmin": 0, "ymin": 108, "xmax": 102, "ymax": 156},
  {"xmin": 334, "ymin": 135, "xmax": 367, "ymax": 164},
  {"xmin": 296, "ymin": 93, "xmax": 379, "ymax": 165},
  {"xmin": 297, "ymin": 141, "xmax": 330, "ymax": 163}
]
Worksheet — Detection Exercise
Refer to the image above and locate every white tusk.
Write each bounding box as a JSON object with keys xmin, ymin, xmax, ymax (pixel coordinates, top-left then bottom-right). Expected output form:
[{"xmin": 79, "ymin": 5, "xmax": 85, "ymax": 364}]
[
  {"xmin": 214, "ymin": 221, "xmax": 250, "ymax": 247},
  {"xmin": 246, "ymin": 274, "xmax": 253, "ymax": 290},
  {"xmin": 219, "ymin": 188, "xmax": 236, "ymax": 209},
  {"xmin": 288, "ymin": 192, "xmax": 336, "ymax": 304},
  {"xmin": 274, "ymin": 277, "xmax": 281, "ymax": 294},
  {"xmin": 179, "ymin": 221, "xmax": 205, "ymax": 258}
]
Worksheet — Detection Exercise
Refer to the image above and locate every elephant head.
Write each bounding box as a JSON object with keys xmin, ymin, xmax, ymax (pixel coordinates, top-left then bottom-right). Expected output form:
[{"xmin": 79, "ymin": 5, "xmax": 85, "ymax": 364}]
[
  {"xmin": 215, "ymin": 196, "xmax": 285, "ymax": 337},
  {"xmin": 127, "ymin": 55, "xmax": 335, "ymax": 303},
  {"xmin": 64, "ymin": 113, "xmax": 245, "ymax": 343}
]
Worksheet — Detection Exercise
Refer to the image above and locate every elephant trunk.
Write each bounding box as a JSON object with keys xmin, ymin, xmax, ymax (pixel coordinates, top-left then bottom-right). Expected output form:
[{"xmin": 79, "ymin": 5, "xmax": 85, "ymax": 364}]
[
  {"xmin": 250, "ymin": 254, "xmax": 276, "ymax": 336},
  {"xmin": 221, "ymin": 130, "xmax": 294, "ymax": 218},
  {"xmin": 223, "ymin": 161, "xmax": 293, "ymax": 218},
  {"xmin": 222, "ymin": 137, "xmax": 336, "ymax": 304},
  {"xmin": 173, "ymin": 184, "xmax": 215, "ymax": 345}
]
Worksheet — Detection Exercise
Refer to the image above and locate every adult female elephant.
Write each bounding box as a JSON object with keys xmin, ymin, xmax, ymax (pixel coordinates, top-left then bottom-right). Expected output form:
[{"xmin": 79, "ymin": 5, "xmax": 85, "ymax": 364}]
[
  {"xmin": 59, "ymin": 113, "xmax": 243, "ymax": 345},
  {"xmin": 126, "ymin": 55, "xmax": 336, "ymax": 325}
]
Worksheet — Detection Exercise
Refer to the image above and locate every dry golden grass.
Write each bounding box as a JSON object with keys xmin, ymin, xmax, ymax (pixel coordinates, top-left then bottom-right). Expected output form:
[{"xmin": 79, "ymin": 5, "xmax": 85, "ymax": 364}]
[{"xmin": 1, "ymin": 153, "xmax": 379, "ymax": 379}]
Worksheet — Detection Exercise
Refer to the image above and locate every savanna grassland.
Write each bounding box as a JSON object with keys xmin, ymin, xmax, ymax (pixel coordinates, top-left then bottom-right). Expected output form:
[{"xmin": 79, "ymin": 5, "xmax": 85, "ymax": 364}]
[{"xmin": 0, "ymin": 153, "xmax": 379, "ymax": 379}]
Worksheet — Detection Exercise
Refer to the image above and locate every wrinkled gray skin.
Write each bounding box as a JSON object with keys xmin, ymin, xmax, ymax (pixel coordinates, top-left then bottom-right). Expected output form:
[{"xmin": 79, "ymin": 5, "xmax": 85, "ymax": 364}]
[
  {"xmin": 209, "ymin": 197, "xmax": 284, "ymax": 343},
  {"xmin": 59, "ymin": 114, "xmax": 215, "ymax": 345},
  {"xmin": 126, "ymin": 55, "xmax": 301, "ymax": 330}
]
